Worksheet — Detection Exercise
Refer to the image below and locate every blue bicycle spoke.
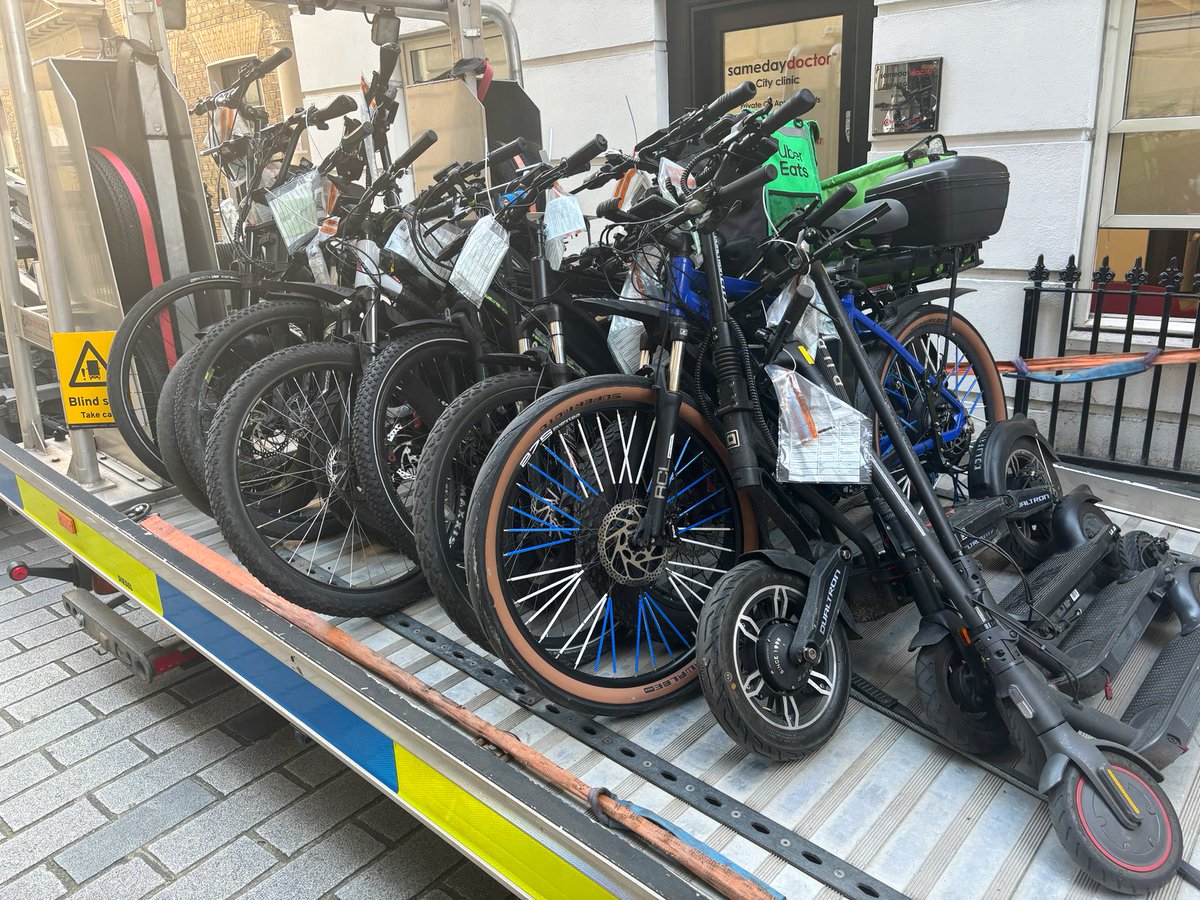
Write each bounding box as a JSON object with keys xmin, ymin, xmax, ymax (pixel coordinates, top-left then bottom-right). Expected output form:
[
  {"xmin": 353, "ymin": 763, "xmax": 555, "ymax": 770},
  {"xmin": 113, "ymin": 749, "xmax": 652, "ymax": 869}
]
[
  {"xmin": 544, "ymin": 446, "xmax": 597, "ymax": 496},
  {"xmin": 516, "ymin": 484, "xmax": 580, "ymax": 524},
  {"xmin": 643, "ymin": 591, "xmax": 689, "ymax": 648},
  {"xmin": 677, "ymin": 488, "xmax": 722, "ymax": 520},
  {"xmin": 667, "ymin": 468, "xmax": 715, "ymax": 505},
  {"xmin": 594, "ymin": 596, "xmax": 617, "ymax": 674},
  {"xmin": 504, "ymin": 537, "xmax": 573, "ymax": 557},
  {"xmin": 509, "ymin": 506, "xmax": 565, "ymax": 528},
  {"xmin": 679, "ymin": 506, "xmax": 730, "ymax": 533},
  {"xmin": 504, "ymin": 526, "xmax": 578, "ymax": 534},
  {"xmin": 529, "ymin": 464, "xmax": 585, "ymax": 503}
]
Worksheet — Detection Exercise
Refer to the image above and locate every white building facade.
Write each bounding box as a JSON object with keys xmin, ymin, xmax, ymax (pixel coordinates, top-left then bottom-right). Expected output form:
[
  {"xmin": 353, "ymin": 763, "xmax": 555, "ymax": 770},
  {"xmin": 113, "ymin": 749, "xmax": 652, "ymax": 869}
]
[{"xmin": 291, "ymin": 0, "xmax": 1199, "ymax": 467}]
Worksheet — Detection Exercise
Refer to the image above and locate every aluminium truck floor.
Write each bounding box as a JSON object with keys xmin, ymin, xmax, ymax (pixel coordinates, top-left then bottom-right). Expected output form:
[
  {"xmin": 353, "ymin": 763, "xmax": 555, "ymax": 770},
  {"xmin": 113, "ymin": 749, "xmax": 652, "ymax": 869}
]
[{"xmin": 155, "ymin": 496, "xmax": 1200, "ymax": 900}]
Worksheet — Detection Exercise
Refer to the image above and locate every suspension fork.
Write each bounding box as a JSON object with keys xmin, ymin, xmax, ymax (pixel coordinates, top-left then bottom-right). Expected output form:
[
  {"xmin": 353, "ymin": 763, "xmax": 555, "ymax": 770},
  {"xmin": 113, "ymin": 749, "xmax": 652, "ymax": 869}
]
[
  {"xmin": 811, "ymin": 261, "xmax": 1145, "ymax": 827},
  {"xmin": 526, "ymin": 245, "xmax": 571, "ymax": 389},
  {"xmin": 634, "ymin": 317, "xmax": 688, "ymax": 547}
]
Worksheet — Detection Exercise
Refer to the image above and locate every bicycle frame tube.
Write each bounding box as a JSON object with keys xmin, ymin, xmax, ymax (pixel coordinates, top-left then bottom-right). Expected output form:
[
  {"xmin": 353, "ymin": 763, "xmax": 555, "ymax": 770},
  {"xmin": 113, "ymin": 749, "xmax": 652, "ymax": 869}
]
[{"xmin": 842, "ymin": 295, "xmax": 975, "ymax": 457}]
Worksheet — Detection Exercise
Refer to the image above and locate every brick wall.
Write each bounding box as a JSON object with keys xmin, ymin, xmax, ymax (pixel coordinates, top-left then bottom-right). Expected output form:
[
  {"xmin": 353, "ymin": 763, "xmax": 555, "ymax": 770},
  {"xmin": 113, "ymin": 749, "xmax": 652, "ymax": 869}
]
[{"xmin": 103, "ymin": 0, "xmax": 294, "ymax": 219}]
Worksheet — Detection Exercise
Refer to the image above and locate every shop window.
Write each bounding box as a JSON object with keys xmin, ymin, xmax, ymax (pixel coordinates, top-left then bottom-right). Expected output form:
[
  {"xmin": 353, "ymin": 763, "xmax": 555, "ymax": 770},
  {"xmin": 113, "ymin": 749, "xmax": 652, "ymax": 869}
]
[
  {"xmin": 401, "ymin": 25, "xmax": 509, "ymax": 84},
  {"xmin": 1091, "ymin": 0, "xmax": 1200, "ymax": 312}
]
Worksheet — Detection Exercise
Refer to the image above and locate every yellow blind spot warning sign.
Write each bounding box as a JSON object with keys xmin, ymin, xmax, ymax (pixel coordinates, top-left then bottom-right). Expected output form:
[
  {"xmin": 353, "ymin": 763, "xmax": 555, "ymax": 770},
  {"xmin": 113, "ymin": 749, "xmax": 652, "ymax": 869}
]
[
  {"xmin": 69, "ymin": 341, "xmax": 108, "ymax": 387},
  {"xmin": 53, "ymin": 331, "xmax": 116, "ymax": 428}
]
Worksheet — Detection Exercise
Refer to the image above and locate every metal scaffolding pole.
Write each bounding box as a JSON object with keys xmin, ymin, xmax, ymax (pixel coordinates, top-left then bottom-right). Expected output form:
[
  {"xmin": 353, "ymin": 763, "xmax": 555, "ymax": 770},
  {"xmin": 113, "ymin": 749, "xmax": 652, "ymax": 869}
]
[{"xmin": 0, "ymin": 0, "xmax": 103, "ymax": 486}]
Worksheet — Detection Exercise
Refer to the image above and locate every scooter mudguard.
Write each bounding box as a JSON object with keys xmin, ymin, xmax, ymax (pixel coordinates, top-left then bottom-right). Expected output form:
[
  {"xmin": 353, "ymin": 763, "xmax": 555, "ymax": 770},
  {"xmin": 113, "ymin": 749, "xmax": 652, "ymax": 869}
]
[
  {"xmin": 1166, "ymin": 562, "xmax": 1200, "ymax": 635},
  {"xmin": 1051, "ymin": 485, "xmax": 1115, "ymax": 552},
  {"xmin": 1039, "ymin": 740, "xmax": 1165, "ymax": 794},
  {"xmin": 967, "ymin": 415, "xmax": 1058, "ymax": 498},
  {"xmin": 907, "ymin": 609, "xmax": 965, "ymax": 651}
]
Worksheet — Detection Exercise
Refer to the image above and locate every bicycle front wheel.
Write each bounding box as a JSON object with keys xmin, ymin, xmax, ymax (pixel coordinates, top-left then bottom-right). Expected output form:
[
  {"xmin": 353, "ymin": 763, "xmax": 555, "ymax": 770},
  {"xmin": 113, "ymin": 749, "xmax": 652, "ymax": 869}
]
[
  {"xmin": 466, "ymin": 375, "xmax": 757, "ymax": 716},
  {"xmin": 205, "ymin": 342, "xmax": 425, "ymax": 617}
]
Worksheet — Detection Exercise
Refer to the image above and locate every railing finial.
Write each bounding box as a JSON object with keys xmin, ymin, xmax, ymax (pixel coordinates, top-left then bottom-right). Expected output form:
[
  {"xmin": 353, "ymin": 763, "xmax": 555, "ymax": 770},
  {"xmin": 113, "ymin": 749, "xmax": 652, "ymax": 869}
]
[
  {"xmin": 1126, "ymin": 256, "xmax": 1149, "ymax": 285},
  {"xmin": 1028, "ymin": 253, "xmax": 1049, "ymax": 284},
  {"xmin": 1093, "ymin": 255, "xmax": 1115, "ymax": 285},
  {"xmin": 1159, "ymin": 257, "xmax": 1184, "ymax": 292},
  {"xmin": 1059, "ymin": 254, "xmax": 1080, "ymax": 285}
]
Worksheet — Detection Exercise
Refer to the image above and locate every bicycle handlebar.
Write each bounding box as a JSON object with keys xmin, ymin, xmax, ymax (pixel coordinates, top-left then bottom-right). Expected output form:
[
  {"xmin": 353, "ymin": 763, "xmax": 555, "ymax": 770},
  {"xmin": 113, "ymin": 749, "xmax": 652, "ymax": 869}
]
[
  {"xmin": 757, "ymin": 88, "xmax": 817, "ymax": 135},
  {"xmin": 252, "ymin": 46, "xmax": 292, "ymax": 80},
  {"xmin": 804, "ymin": 183, "xmax": 856, "ymax": 229},
  {"xmin": 392, "ymin": 129, "xmax": 438, "ymax": 173},
  {"xmin": 312, "ymin": 94, "xmax": 357, "ymax": 125},
  {"xmin": 703, "ymin": 80, "xmax": 757, "ymax": 119},
  {"xmin": 561, "ymin": 134, "xmax": 608, "ymax": 178},
  {"xmin": 713, "ymin": 164, "xmax": 777, "ymax": 205}
]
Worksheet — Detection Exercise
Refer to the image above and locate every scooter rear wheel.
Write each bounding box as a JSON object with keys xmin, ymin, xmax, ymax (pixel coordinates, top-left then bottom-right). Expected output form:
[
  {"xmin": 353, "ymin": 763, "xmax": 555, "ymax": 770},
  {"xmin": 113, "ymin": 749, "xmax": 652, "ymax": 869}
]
[{"xmin": 1048, "ymin": 750, "xmax": 1181, "ymax": 894}]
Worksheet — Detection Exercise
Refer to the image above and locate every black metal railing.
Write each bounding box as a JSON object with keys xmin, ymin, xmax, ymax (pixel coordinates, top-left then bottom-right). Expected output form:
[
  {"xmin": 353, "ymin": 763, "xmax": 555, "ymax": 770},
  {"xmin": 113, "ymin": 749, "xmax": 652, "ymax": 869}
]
[{"xmin": 1013, "ymin": 254, "xmax": 1200, "ymax": 482}]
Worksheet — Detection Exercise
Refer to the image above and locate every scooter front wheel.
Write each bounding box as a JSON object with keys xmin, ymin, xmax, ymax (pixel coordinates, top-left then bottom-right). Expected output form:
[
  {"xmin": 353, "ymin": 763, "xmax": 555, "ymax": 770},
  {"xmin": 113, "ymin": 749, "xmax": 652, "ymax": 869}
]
[
  {"xmin": 698, "ymin": 561, "xmax": 850, "ymax": 760},
  {"xmin": 1048, "ymin": 750, "xmax": 1181, "ymax": 894}
]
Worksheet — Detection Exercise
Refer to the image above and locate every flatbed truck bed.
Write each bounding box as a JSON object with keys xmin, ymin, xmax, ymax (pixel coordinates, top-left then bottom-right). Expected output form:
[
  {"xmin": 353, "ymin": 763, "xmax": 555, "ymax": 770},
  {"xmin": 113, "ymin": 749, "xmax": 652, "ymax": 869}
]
[{"xmin": 3, "ymin": 436, "xmax": 1199, "ymax": 900}]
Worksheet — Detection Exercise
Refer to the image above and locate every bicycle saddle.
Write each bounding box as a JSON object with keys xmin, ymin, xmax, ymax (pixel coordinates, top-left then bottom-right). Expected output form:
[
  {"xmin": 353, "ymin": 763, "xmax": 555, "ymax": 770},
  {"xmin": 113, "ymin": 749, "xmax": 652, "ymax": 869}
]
[{"xmin": 823, "ymin": 199, "xmax": 909, "ymax": 237}]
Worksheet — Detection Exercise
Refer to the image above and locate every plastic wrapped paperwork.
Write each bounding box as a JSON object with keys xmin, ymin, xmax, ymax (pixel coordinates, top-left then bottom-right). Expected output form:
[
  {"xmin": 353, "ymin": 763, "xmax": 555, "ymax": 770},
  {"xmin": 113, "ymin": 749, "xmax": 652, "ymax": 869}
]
[
  {"xmin": 608, "ymin": 258, "xmax": 666, "ymax": 374},
  {"xmin": 266, "ymin": 169, "xmax": 322, "ymax": 253},
  {"xmin": 767, "ymin": 365, "xmax": 871, "ymax": 484}
]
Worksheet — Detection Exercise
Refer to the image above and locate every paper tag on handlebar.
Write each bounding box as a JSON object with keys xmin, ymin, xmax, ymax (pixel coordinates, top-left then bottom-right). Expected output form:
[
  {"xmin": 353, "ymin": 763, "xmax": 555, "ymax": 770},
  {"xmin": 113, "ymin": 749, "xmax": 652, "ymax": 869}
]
[
  {"xmin": 544, "ymin": 190, "xmax": 585, "ymax": 241},
  {"xmin": 267, "ymin": 170, "xmax": 321, "ymax": 253},
  {"xmin": 385, "ymin": 219, "xmax": 461, "ymax": 282},
  {"xmin": 767, "ymin": 366, "xmax": 870, "ymax": 484},
  {"xmin": 450, "ymin": 214, "xmax": 509, "ymax": 308}
]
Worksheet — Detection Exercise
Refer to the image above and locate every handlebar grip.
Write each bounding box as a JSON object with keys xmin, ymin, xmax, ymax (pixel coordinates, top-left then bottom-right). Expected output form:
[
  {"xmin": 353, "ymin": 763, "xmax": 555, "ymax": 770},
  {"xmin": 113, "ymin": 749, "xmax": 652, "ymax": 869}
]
[
  {"xmin": 254, "ymin": 46, "xmax": 293, "ymax": 79},
  {"xmin": 714, "ymin": 164, "xmax": 777, "ymax": 204},
  {"xmin": 703, "ymin": 80, "xmax": 756, "ymax": 119},
  {"xmin": 596, "ymin": 197, "xmax": 623, "ymax": 219},
  {"xmin": 758, "ymin": 88, "xmax": 817, "ymax": 134},
  {"xmin": 378, "ymin": 42, "xmax": 400, "ymax": 80},
  {"xmin": 806, "ymin": 183, "xmax": 857, "ymax": 229},
  {"xmin": 314, "ymin": 94, "xmax": 357, "ymax": 125},
  {"xmin": 486, "ymin": 137, "xmax": 526, "ymax": 165},
  {"xmin": 393, "ymin": 129, "xmax": 439, "ymax": 171},
  {"xmin": 416, "ymin": 198, "xmax": 455, "ymax": 223},
  {"xmin": 415, "ymin": 198, "xmax": 456, "ymax": 223},
  {"xmin": 561, "ymin": 134, "xmax": 608, "ymax": 177}
]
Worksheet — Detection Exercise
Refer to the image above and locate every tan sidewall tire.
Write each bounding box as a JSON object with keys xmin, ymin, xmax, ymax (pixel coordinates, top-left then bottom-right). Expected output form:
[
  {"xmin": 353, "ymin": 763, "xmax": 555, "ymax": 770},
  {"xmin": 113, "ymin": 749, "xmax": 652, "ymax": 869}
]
[{"xmin": 476, "ymin": 380, "xmax": 758, "ymax": 710}]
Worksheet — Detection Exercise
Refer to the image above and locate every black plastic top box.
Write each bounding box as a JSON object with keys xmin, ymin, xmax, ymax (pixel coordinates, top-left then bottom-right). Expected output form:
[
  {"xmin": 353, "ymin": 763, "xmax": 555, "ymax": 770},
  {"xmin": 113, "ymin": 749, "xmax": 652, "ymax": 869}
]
[{"xmin": 865, "ymin": 156, "xmax": 1010, "ymax": 247}]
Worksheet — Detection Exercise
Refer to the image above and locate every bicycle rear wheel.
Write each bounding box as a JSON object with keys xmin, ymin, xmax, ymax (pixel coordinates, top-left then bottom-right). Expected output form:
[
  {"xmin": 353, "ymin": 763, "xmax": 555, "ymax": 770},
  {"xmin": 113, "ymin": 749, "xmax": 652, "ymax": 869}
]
[
  {"xmin": 173, "ymin": 299, "xmax": 326, "ymax": 514},
  {"xmin": 205, "ymin": 342, "xmax": 425, "ymax": 617},
  {"xmin": 862, "ymin": 307, "xmax": 1005, "ymax": 501},
  {"xmin": 109, "ymin": 270, "xmax": 250, "ymax": 478}
]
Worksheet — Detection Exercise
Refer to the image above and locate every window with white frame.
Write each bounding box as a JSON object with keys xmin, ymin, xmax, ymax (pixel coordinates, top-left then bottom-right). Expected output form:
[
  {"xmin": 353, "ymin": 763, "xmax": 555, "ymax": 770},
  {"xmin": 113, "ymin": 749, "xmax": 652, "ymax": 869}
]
[
  {"xmin": 1093, "ymin": 0, "xmax": 1200, "ymax": 300},
  {"xmin": 399, "ymin": 24, "xmax": 510, "ymax": 85}
]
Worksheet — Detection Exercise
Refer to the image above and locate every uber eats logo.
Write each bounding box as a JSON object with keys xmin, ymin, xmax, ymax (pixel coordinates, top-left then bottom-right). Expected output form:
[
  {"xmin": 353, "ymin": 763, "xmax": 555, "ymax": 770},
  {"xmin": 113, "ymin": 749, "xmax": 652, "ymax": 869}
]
[{"xmin": 776, "ymin": 142, "xmax": 812, "ymax": 179}]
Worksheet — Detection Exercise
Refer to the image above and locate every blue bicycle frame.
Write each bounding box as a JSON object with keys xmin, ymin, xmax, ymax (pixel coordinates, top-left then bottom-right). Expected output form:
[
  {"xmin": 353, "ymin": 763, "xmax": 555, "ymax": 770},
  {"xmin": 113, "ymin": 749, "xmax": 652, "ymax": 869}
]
[
  {"xmin": 667, "ymin": 254, "xmax": 979, "ymax": 464},
  {"xmin": 840, "ymin": 292, "xmax": 980, "ymax": 461}
]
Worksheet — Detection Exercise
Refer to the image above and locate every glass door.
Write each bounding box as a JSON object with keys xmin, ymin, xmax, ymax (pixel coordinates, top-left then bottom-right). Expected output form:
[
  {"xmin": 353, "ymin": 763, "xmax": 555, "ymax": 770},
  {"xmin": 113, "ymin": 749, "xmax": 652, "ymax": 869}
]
[{"xmin": 667, "ymin": 0, "xmax": 873, "ymax": 178}]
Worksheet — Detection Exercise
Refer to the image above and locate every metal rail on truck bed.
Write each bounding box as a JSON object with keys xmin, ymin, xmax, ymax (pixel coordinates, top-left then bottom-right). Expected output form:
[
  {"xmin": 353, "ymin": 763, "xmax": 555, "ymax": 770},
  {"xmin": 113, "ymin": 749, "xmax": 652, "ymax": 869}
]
[{"xmin": 4, "ymin": 435, "xmax": 1200, "ymax": 899}]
